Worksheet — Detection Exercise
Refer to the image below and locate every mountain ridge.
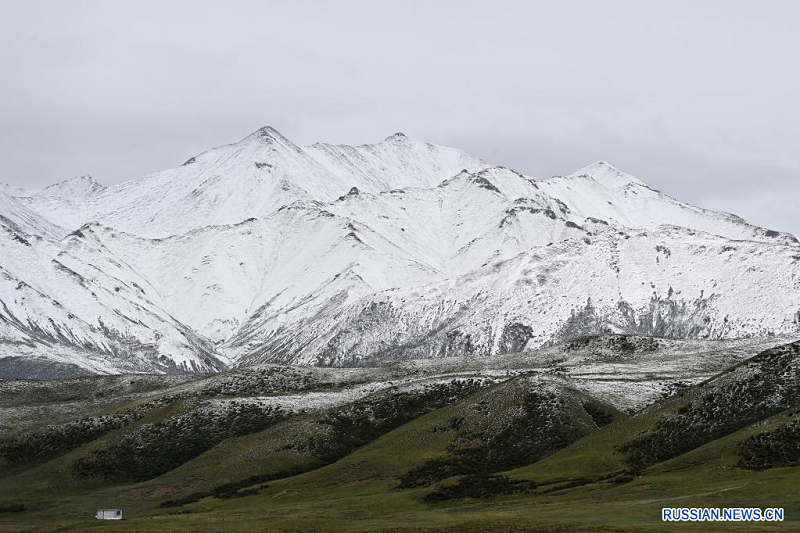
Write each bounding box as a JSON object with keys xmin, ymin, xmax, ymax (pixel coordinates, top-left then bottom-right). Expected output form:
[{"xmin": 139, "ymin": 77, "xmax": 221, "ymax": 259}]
[
  {"xmin": 0, "ymin": 127, "xmax": 798, "ymax": 377},
  {"xmin": 16, "ymin": 127, "xmax": 488, "ymax": 239}
]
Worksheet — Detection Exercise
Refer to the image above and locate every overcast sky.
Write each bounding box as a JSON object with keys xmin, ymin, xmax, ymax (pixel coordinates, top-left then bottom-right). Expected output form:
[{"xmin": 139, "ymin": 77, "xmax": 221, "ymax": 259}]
[{"xmin": 2, "ymin": 0, "xmax": 799, "ymax": 234}]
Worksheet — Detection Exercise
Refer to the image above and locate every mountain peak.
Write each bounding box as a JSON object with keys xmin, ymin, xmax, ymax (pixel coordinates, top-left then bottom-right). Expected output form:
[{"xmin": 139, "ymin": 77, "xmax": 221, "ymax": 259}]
[
  {"xmin": 242, "ymin": 126, "xmax": 294, "ymax": 145},
  {"xmin": 37, "ymin": 175, "xmax": 106, "ymax": 200},
  {"xmin": 568, "ymin": 161, "xmax": 647, "ymax": 189},
  {"xmin": 255, "ymin": 125, "xmax": 281, "ymax": 136},
  {"xmin": 382, "ymin": 132, "xmax": 410, "ymax": 143}
]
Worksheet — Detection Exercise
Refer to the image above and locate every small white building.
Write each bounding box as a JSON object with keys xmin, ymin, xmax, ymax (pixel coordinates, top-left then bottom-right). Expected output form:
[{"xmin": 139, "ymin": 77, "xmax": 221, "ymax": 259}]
[{"xmin": 96, "ymin": 509, "xmax": 122, "ymax": 520}]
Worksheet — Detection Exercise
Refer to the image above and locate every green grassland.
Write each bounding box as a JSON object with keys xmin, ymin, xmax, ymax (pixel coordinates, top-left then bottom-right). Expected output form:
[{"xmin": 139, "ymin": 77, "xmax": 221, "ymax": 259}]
[{"xmin": 1, "ymin": 338, "xmax": 799, "ymax": 532}]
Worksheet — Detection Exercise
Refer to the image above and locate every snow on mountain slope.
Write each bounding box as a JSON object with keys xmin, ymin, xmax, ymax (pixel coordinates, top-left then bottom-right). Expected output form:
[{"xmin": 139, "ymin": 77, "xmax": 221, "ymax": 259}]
[
  {"xmin": 324, "ymin": 164, "xmax": 796, "ymax": 277},
  {"xmin": 16, "ymin": 162, "xmax": 794, "ymax": 370},
  {"xmin": 74, "ymin": 202, "xmax": 448, "ymax": 344},
  {"xmin": 0, "ymin": 225, "xmax": 227, "ymax": 375},
  {"xmin": 2, "ymin": 127, "xmax": 799, "ymax": 374},
  {"xmin": 12, "ymin": 176, "xmax": 108, "ymax": 235},
  {"xmin": 304, "ymin": 132, "xmax": 483, "ymax": 191},
  {"xmin": 18, "ymin": 128, "xmax": 488, "ymax": 238},
  {"xmin": 538, "ymin": 161, "xmax": 797, "ymax": 246},
  {"xmin": 230, "ymin": 226, "xmax": 800, "ymax": 366},
  {"xmin": 324, "ymin": 167, "xmax": 593, "ymax": 276},
  {"xmin": 70, "ymin": 167, "xmax": 600, "ymax": 345},
  {"xmin": 11, "ymin": 129, "xmax": 791, "ymax": 248},
  {"xmin": 0, "ymin": 191, "xmax": 67, "ymax": 240}
]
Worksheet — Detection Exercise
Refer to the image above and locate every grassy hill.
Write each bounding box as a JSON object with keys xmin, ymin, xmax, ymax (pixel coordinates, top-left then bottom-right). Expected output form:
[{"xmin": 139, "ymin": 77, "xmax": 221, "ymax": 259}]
[{"xmin": 1, "ymin": 336, "xmax": 799, "ymax": 531}]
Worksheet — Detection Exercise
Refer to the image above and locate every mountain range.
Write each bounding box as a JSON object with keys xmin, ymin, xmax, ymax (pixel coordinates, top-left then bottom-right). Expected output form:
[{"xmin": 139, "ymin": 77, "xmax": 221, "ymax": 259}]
[{"xmin": 1, "ymin": 127, "xmax": 798, "ymax": 377}]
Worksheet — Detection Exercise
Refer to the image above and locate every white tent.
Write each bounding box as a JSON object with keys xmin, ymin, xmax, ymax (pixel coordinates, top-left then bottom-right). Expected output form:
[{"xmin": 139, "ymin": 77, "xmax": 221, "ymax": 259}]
[{"xmin": 96, "ymin": 509, "xmax": 122, "ymax": 520}]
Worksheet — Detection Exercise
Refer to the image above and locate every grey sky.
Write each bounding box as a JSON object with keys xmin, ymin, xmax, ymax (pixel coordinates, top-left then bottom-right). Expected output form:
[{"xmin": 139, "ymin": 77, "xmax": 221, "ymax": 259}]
[{"xmin": 2, "ymin": 0, "xmax": 799, "ymax": 235}]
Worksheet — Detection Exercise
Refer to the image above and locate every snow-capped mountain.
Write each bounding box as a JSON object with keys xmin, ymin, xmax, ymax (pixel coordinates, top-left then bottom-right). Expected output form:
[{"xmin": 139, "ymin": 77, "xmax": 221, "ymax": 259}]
[
  {"xmin": 539, "ymin": 162, "xmax": 793, "ymax": 245},
  {"xmin": 18, "ymin": 127, "xmax": 487, "ymax": 238},
  {"xmin": 1, "ymin": 127, "xmax": 798, "ymax": 376},
  {"xmin": 0, "ymin": 221, "xmax": 227, "ymax": 375},
  {"xmin": 235, "ymin": 224, "xmax": 800, "ymax": 366}
]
